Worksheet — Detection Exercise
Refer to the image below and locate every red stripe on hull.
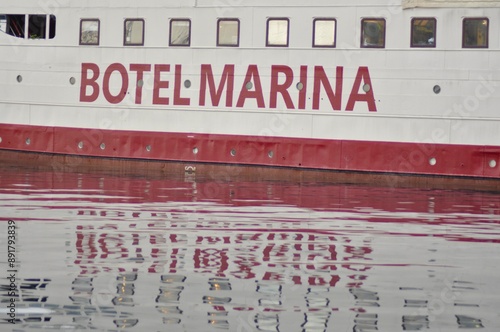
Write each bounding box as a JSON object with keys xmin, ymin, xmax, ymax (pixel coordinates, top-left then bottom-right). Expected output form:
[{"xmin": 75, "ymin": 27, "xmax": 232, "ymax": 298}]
[{"xmin": 0, "ymin": 124, "xmax": 499, "ymax": 178}]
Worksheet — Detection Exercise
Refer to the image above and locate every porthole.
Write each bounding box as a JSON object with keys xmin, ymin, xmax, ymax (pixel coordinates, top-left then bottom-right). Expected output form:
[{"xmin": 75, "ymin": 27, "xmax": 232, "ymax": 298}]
[
  {"xmin": 146, "ymin": 145, "xmax": 151, "ymax": 152},
  {"xmin": 184, "ymin": 80, "xmax": 192, "ymax": 88},
  {"xmin": 268, "ymin": 151, "xmax": 274, "ymax": 158},
  {"xmin": 429, "ymin": 157, "xmax": 437, "ymax": 166},
  {"xmin": 193, "ymin": 147, "xmax": 199, "ymax": 155},
  {"xmin": 363, "ymin": 84, "xmax": 371, "ymax": 93},
  {"xmin": 0, "ymin": 137, "xmax": 2, "ymax": 144},
  {"xmin": 230, "ymin": 149, "xmax": 236, "ymax": 157},
  {"xmin": 489, "ymin": 160, "xmax": 497, "ymax": 168},
  {"xmin": 137, "ymin": 79, "xmax": 144, "ymax": 88},
  {"xmin": 77, "ymin": 141, "xmax": 84, "ymax": 149},
  {"xmin": 433, "ymin": 85, "xmax": 441, "ymax": 94},
  {"xmin": 69, "ymin": 77, "xmax": 76, "ymax": 85},
  {"xmin": 245, "ymin": 82, "xmax": 253, "ymax": 90},
  {"xmin": 296, "ymin": 82, "xmax": 304, "ymax": 91},
  {"xmin": 25, "ymin": 138, "xmax": 31, "ymax": 145},
  {"xmin": 16, "ymin": 75, "xmax": 22, "ymax": 83},
  {"xmin": 100, "ymin": 143, "xmax": 106, "ymax": 150}
]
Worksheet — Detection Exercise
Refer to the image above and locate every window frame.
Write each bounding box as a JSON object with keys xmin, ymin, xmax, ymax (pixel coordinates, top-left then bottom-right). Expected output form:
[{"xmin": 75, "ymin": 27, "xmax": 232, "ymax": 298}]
[
  {"xmin": 266, "ymin": 17, "xmax": 290, "ymax": 47},
  {"xmin": 123, "ymin": 18, "xmax": 145, "ymax": 46},
  {"xmin": 169, "ymin": 18, "xmax": 191, "ymax": 47},
  {"xmin": 312, "ymin": 18, "xmax": 337, "ymax": 48},
  {"xmin": 217, "ymin": 18, "xmax": 240, "ymax": 47},
  {"xmin": 360, "ymin": 18, "xmax": 386, "ymax": 49},
  {"xmin": 410, "ymin": 17, "xmax": 436, "ymax": 48},
  {"xmin": 462, "ymin": 17, "xmax": 489, "ymax": 49},
  {"xmin": 79, "ymin": 18, "xmax": 100, "ymax": 46}
]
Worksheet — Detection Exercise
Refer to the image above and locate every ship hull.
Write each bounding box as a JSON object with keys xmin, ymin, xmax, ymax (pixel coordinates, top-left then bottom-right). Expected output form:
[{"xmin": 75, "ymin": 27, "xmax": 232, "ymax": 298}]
[
  {"xmin": 1, "ymin": 1, "xmax": 499, "ymax": 179},
  {"xmin": 1, "ymin": 123, "xmax": 499, "ymax": 178}
]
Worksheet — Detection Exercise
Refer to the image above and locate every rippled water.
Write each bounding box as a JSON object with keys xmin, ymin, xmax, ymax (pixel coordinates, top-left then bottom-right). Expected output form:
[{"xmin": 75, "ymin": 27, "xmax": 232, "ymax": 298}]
[{"xmin": 0, "ymin": 165, "xmax": 499, "ymax": 331}]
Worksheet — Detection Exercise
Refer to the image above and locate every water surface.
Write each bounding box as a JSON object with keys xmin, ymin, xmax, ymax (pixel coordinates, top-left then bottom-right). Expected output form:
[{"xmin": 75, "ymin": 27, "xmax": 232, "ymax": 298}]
[{"xmin": 0, "ymin": 165, "xmax": 499, "ymax": 331}]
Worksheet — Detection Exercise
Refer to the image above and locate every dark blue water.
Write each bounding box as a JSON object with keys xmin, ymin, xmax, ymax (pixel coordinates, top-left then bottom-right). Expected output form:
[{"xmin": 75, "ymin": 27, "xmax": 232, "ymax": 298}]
[{"xmin": 0, "ymin": 165, "xmax": 499, "ymax": 331}]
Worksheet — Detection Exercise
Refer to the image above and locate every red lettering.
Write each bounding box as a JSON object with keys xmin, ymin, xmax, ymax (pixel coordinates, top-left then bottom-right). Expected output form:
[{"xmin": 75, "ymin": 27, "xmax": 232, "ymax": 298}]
[
  {"xmin": 153, "ymin": 64, "xmax": 170, "ymax": 105},
  {"xmin": 102, "ymin": 63, "xmax": 128, "ymax": 104},
  {"xmin": 173, "ymin": 65, "xmax": 190, "ymax": 106},
  {"xmin": 298, "ymin": 65, "xmax": 308, "ymax": 110},
  {"xmin": 130, "ymin": 64, "xmax": 151, "ymax": 105},
  {"xmin": 313, "ymin": 66, "xmax": 343, "ymax": 111},
  {"xmin": 80, "ymin": 63, "xmax": 100, "ymax": 102},
  {"xmin": 199, "ymin": 64, "xmax": 234, "ymax": 107},
  {"xmin": 236, "ymin": 65, "xmax": 265, "ymax": 108},
  {"xmin": 270, "ymin": 65, "xmax": 295, "ymax": 109},
  {"xmin": 346, "ymin": 66, "xmax": 377, "ymax": 112}
]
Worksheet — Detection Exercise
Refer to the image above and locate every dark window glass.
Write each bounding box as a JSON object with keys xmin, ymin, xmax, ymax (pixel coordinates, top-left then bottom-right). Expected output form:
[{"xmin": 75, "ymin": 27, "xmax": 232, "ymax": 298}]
[
  {"xmin": 463, "ymin": 18, "xmax": 488, "ymax": 48},
  {"xmin": 411, "ymin": 18, "xmax": 436, "ymax": 47},
  {"xmin": 361, "ymin": 18, "xmax": 386, "ymax": 48},
  {"xmin": 29, "ymin": 15, "xmax": 46, "ymax": 39},
  {"xmin": 3, "ymin": 15, "xmax": 25, "ymax": 38}
]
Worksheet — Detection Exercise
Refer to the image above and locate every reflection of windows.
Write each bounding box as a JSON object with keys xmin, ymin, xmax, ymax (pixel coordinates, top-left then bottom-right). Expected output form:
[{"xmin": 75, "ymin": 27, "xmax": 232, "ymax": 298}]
[
  {"xmin": 313, "ymin": 18, "xmax": 336, "ymax": 48},
  {"xmin": 124, "ymin": 19, "xmax": 144, "ymax": 46},
  {"xmin": 170, "ymin": 19, "xmax": 191, "ymax": 46},
  {"xmin": 217, "ymin": 19, "xmax": 239, "ymax": 47},
  {"xmin": 411, "ymin": 18, "xmax": 436, "ymax": 48},
  {"xmin": 266, "ymin": 18, "xmax": 289, "ymax": 47},
  {"xmin": 463, "ymin": 18, "xmax": 488, "ymax": 48},
  {"xmin": 361, "ymin": 18, "xmax": 386, "ymax": 48},
  {"xmin": 80, "ymin": 19, "xmax": 100, "ymax": 45}
]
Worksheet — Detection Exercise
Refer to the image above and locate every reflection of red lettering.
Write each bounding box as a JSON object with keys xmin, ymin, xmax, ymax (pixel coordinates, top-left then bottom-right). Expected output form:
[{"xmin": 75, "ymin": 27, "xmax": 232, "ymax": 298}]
[
  {"xmin": 80, "ymin": 63, "xmax": 100, "ymax": 102},
  {"xmin": 262, "ymin": 271, "xmax": 283, "ymax": 282},
  {"xmin": 194, "ymin": 248, "xmax": 229, "ymax": 277},
  {"xmin": 230, "ymin": 257, "xmax": 258, "ymax": 280},
  {"xmin": 308, "ymin": 275, "xmax": 340, "ymax": 287}
]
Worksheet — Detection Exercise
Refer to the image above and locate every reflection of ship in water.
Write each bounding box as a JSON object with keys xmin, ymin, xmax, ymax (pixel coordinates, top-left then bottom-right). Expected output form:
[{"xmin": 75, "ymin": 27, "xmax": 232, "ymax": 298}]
[
  {"xmin": 0, "ymin": 168, "xmax": 497, "ymax": 331},
  {"xmin": 1, "ymin": 217, "xmax": 489, "ymax": 331}
]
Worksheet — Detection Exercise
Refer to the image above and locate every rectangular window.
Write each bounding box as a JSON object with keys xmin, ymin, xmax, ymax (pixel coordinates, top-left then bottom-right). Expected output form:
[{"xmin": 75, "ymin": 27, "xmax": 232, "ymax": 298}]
[
  {"xmin": 170, "ymin": 19, "xmax": 191, "ymax": 46},
  {"xmin": 411, "ymin": 18, "xmax": 436, "ymax": 47},
  {"xmin": 28, "ymin": 15, "xmax": 46, "ymax": 39},
  {"xmin": 361, "ymin": 18, "xmax": 386, "ymax": 48},
  {"xmin": 267, "ymin": 18, "xmax": 289, "ymax": 47},
  {"xmin": 3, "ymin": 15, "xmax": 25, "ymax": 38},
  {"xmin": 0, "ymin": 15, "xmax": 6, "ymax": 34},
  {"xmin": 217, "ymin": 19, "xmax": 239, "ymax": 47},
  {"xmin": 313, "ymin": 18, "xmax": 336, "ymax": 48},
  {"xmin": 463, "ymin": 18, "xmax": 488, "ymax": 48},
  {"xmin": 80, "ymin": 19, "xmax": 100, "ymax": 45},
  {"xmin": 1, "ymin": 14, "xmax": 55, "ymax": 39},
  {"xmin": 124, "ymin": 19, "xmax": 144, "ymax": 46}
]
